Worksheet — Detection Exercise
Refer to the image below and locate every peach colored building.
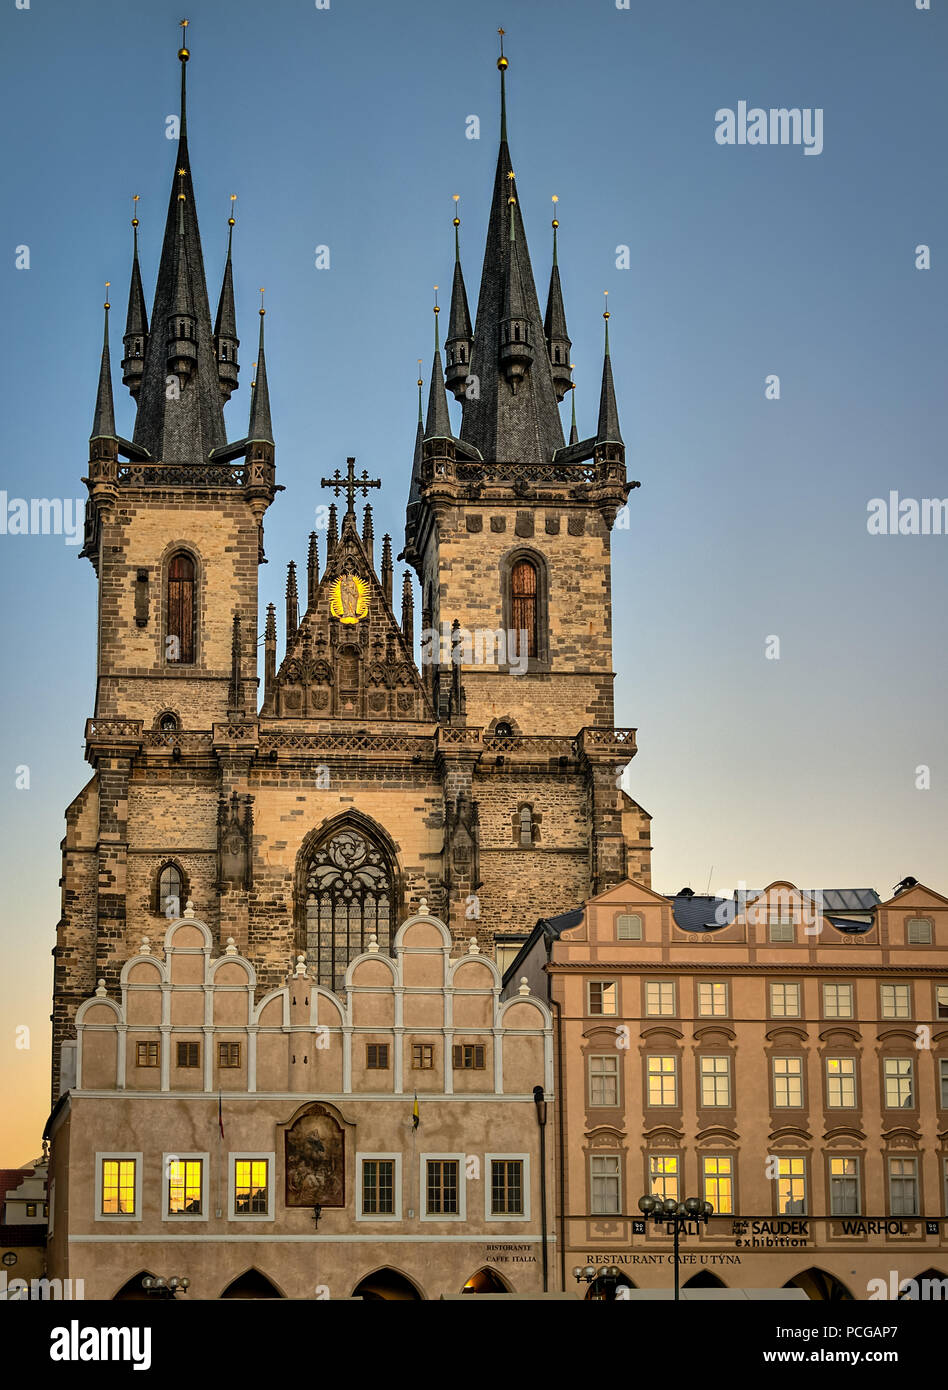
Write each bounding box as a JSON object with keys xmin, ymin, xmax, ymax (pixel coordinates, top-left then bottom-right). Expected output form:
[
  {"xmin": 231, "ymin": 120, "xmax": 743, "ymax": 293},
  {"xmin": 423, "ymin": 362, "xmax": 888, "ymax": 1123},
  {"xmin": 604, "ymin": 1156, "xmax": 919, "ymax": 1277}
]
[
  {"xmin": 46, "ymin": 905, "xmax": 555, "ymax": 1300},
  {"xmin": 505, "ymin": 877, "xmax": 948, "ymax": 1300}
]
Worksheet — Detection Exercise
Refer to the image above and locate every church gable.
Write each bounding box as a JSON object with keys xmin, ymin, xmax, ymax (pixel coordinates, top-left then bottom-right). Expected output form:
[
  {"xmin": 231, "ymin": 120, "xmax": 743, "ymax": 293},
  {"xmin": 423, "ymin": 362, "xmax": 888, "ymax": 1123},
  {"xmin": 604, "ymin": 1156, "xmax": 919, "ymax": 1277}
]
[{"xmin": 268, "ymin": 507, "xmax": 431, "ymax": 723}]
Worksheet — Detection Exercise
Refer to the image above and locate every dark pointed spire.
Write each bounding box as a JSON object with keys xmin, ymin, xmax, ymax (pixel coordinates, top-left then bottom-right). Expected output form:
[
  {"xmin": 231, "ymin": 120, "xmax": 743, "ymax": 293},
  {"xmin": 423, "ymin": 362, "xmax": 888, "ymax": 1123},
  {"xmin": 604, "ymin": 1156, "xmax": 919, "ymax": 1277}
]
[
  {"xmin": 327, "ymin": 503, "xmax": 338, "ymax": 563},
  {"xmin": 214, "ymin": 197, "xmax": 239, "ymax": 402},
  {"xmin": 285, "ymin": 561, "xmax": 299, "ymax": 639},
  {"xmin": 569, "ymin": 367, "xmax": 579, "ymax": 445},
  {"xmin": 122, "ymin": 198, "xmax": 149, "ymax": 398},
  {"xmin": 362, "ymin": 504, "xmax": 375, "ymax": 567},
  {"xmin": 458, "ymin": 40, "xmax": 564, "ymax": 463},
  {"xmin": 381, "ymin": 533, "xmax": 393, "ymax": 606},
  {"xmin": 91, "ymin": 289, "xmax": 117, "ymax": 441},
  {"xmin": 445, "ymin": 198, "xmax": 474, "ymax": 401},
  {"xmin": 307, "ymin": 531, "xmax": 320, "ymax": 606},
  {"xmin": 131, "ymin": 26, "xmax": 227, "ymax": 464},
  {"xmin": 596, "ymin": 294, "xmax": 623, "ymax": 447},
  {"xmin": 401, "ymin": 570, "xmax": 414, "ymax": 651},
  {"xmin": 264, "ymin": 602, "xmax": 277, "ymax": 704},
  {"xmin": 228, "ymin": 613, "xmax": 244, "ymax": 714},
  {"xmin": 425, "ymin": 295, "xmax": 453, "ymax": 441},
  {"xmin": 247, "ymin": 292, "xmax": 273, "ymax": 444},
  {"xmin": 544, "ymin": 198, "xmax": 572, "ymax": 402}
]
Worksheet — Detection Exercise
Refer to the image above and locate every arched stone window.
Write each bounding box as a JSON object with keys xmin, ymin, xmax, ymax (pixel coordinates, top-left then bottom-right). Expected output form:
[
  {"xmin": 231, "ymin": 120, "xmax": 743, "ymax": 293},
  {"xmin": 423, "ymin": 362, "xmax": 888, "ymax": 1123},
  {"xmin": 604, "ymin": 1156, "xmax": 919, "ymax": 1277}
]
[
  {"xmin": 156, "ymin": 861, "xmax": 187, "ymax": 917},
  {"xmin": 519, "ymin": 805, "xmax": 533, "ymax": 847},
  {"xmin": 303, "ymin": 825, "xmax": 395, "ymax": 991},
  {"xmin": 166, "ymin": 552, "xmax": 196, "ymax": 664},
  {"xmin": 511, "ymin": 558, "xmax": 538, "ymax": 659}
]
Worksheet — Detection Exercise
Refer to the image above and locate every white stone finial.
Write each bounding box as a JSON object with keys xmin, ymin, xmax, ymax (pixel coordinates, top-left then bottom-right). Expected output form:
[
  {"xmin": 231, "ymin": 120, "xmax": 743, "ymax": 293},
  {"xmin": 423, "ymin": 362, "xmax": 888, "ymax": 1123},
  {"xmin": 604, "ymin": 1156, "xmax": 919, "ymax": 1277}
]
[
  {"xmin": 139, "ymin": 936, "xmax": 151, "ymax": 955},
  {"xmin": 418, "ymin": 896, "xmax": 429, "ymax": 916},
  {"xmin": 95, "ymin": 979, "xmax": 107, "ymax": 997},
  {"xmin": 225, "ymin": 937, "xmax": 237, "ymax": 955},
  {"xmin": 468, "ymin": 936, "xmax": 480, "ymax": 955},
  {"xmin": 518, "ymin": 976, "xmax": 530, "ymax": 996},
  {"xmin": 294, "ymin": 954, "xmax": 308, "ymax": 978},
  {"xmin": 183, "ymin": 898, "xmax": 195, "ymax": 919},
  {"xmin": 368, "ymin": 934, "xmax": 380, "ymax": 953}
]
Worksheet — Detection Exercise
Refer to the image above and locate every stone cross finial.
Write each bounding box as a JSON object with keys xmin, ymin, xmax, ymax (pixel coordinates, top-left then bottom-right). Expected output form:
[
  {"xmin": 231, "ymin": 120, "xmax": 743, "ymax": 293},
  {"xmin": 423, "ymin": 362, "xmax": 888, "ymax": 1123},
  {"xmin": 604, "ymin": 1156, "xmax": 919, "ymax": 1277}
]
[
  {"xmin": 95, "ymin": 979, "xmax": 107, "ymax": 997},
  {"xmin": 225, "ymin": 938, "xmax": 237, "ymax": 955},
  {"xmin": 294, "ymin": 954, "xmax": 308, "ymax": 977},
  {"xmin": 468, "ymin": 936, "xmax": 480, "ymax": 955},
  {"xmin": 183, "ymin": 898, "xmax": 195, "ymax": 918},
  {"xmin": 518, "ymin": 976, "xmax": 530, "ymax": 996},
  {"xmin": 140, "ymin": 936, "xmax": 151, "ymax": 955}
]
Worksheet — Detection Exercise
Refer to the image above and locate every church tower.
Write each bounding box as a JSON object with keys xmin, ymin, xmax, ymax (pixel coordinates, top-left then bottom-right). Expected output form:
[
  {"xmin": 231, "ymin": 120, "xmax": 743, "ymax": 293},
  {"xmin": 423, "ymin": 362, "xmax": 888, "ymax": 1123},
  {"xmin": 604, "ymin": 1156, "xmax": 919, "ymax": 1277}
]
[{"xmin": 403, "ymin": 38, "xmax": 635, "ymax": 739}]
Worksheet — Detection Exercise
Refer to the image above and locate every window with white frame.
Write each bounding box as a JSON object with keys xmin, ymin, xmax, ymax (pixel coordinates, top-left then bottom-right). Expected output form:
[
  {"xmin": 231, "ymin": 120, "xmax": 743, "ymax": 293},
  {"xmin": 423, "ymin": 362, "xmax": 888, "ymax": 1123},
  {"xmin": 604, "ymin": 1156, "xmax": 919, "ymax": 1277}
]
[
  {"xmin": 588, "ymin": 981, "xmax": 617, "ymax": 1016},
  {"xmin": 229, "ymin": 1153, "xmax": 274, "ymax": 1221},
  {"xmin": 825, "ymin": 1057, "xmax": 857, "ymax": 1108},
  {"xmin": 776, "ymin": 1156, "xmax": 807, "ymax": 1215},
  {"xmin": 646, "ymin": 1054, "xmax": 678, "ymax": 1107},
  {"xmin": 358, "ymin": 1154, "xmax": 401, "ymax": 1219},
  {"xmin": 163, "ymin": 1153, "xmax": 208, "ymax": 1219},
  {"xmin": 822, "ymin": 983, "xmax": 854, "ymax": 1019},
  {"xmin": 648, "ymin": 1154, "xmax": 679, "ymax": 1203},
  {"xmin": 422, "ymin": 1155, "xmax": 465, "ymax": 1219},
  {"xmin": 590, "ymin": 1155, "xmax": 621, "ymax": 1215},
  {"xmin": 770, "ymin": 982, "xmax": 801, "ymax": 1018},
  {"xmin": 888, "ymin": 1157, "xmax": 919, "ymax": 1217},
  {"xmin": 699, "ymin": 1055, "xmax": 732, "ymax": 1108},
  {"xmin": 588, "ymin": 1055, "xmax": 619, "ymax": 1107},
  {"xmin": 616, "ymin": 913, "xmax": 643, "ymax": 941},
  {"xmin": 772, "ymin": 1056, "xmax": 804, "ymax": 1107},
  {"xmin": 829, "ymin": 1157, "xmax": 861, "ymax": 1216},
  {"xmin": 880, "ymin": 984, "xmax": 912, "ymax": 1019},
  {"xmin": 697, "ymin": 981, "xmax": 728, "ymax": 1017},
  {"xmin": 883, "ymin": 1058, "xmax": 914, "ymax": 1109},
  {"xmin": 487, "ymin": 1156, "xmax": 528, "ymax": 1219},
  {"xmin": 96, "ymin": 1154, "xmax": 142, "ymax": 1221},
  {"xmin": 645, "ymin": 980, "xmax": 676, "ymax": 1017},
  {"xmin": 702, "ymin": 1155, "xmax": 733, "ymax": 1214}
]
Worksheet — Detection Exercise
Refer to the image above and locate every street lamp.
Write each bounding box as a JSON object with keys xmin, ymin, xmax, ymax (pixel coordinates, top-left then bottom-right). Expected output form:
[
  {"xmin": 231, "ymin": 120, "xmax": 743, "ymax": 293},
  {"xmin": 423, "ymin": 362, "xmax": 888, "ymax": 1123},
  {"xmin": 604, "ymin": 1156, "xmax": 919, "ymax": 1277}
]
[
  {"xmin": 572, "ymin": 1263, "xmax": 623, "ymax": 1301},
  {"xmin": 637, "ymin": 1194, "xmax": 713, "ymax": 1301},
  {"xmin": 141, "ymin": 1274, "xmax": 190, "ymax": 1299}
]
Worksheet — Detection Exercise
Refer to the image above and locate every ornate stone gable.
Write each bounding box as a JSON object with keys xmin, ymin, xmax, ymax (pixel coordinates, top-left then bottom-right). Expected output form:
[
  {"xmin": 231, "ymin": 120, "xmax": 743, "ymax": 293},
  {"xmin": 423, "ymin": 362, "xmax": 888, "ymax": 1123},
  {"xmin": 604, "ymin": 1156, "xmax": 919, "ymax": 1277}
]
[{"xmin": 267, "ymin": 511, "xmax": 432, "ymax": 723}]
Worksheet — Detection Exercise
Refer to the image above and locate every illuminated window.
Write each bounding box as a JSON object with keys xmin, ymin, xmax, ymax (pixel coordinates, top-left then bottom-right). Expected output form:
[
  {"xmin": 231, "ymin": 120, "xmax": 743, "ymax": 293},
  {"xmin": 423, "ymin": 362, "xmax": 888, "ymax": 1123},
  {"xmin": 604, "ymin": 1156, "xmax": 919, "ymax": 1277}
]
[
  {"xmin": 649, "ymin": 1155, "xmax": 679, "ymax": 1203},
  {"xmin": 822, "ymin": 984, "xmax": 853, "ymax": 1019},
  {"xmin": 881, "ymin": 984, "xmax": 912, "ymax": 1018},
  {"xmin": 645, "ymin": 980, "xmax": 676, "ymax": 1016},
  {"xmin": 101, "ymin": 1159, "xmax": 136, "ymax": 1216},
  {"xmin": 883, "ymin": 1058, "xmax": 914, "ymax": 1109},
  {"xmin": 697, "ymin": 981, "xmax": 728, "ymax": 1017},
  {"xmin": 234, "ymin": 1159, "xmax": 268, "ymax": 1215},
  {"xmin": 168, "ymin": 1159, "xmax": 203, "ymax": 1216},
  {"xmin": 829, "ymin": 1157, "xmax": 860, "ymax": 1216},
  {"xmin": 770, "ymin": 983, "xmax": 801, "ymax": 1018},
  {"xmin": 647, "ymin": 1055, "xmax": 677, "ymax": 1107},
  {"xmin": 702, "ymin": 1155, "xmax": 733, "ymax": 1214},
  {"xmin": 825, "ymin": 1057, "xmax": 856, "ymax": 1108},
  {"xmin": 776, "ymin": 1157, "xmax": 807, "ymax": 1215},
  {"xmin": 588, "ymin": 981, "xmax": 617, "ymax": 1016}
]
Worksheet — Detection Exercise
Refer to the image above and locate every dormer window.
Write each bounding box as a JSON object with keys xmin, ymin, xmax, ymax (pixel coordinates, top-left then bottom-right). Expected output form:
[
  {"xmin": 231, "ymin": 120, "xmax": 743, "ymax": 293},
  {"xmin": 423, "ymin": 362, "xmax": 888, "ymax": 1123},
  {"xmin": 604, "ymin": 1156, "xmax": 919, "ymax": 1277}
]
[
  {"xmin": 221, "ymin": 345, "xmax": 228, "ymax": 361},
  {"xmin": 514, "ymin": 324, "xmax": 521, "ymax": 342}
]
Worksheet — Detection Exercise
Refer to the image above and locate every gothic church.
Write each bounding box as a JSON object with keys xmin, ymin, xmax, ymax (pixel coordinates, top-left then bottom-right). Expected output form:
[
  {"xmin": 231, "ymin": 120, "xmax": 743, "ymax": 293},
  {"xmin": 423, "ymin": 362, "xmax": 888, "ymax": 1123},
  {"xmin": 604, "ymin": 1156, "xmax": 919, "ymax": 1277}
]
[{"xmin": 52, "ymin": 35, "xmax": 650, "ymax": 1101}]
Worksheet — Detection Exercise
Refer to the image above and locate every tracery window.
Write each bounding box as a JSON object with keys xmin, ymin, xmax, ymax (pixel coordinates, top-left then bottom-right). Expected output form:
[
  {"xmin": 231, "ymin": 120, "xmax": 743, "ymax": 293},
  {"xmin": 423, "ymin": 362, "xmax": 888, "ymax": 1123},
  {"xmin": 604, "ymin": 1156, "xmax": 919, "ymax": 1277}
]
[{"xmin": 304, "ymin": 828, "xmax": 393, "ymax": 991}]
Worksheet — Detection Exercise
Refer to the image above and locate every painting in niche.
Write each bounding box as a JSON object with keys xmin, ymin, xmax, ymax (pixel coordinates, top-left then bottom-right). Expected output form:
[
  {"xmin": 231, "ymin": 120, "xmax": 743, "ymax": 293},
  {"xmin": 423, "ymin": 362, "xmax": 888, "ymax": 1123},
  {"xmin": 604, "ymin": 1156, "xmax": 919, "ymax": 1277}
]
[{"xmin": 284, "ymin": 1104, "xmax": 345, "ymax": 1207}]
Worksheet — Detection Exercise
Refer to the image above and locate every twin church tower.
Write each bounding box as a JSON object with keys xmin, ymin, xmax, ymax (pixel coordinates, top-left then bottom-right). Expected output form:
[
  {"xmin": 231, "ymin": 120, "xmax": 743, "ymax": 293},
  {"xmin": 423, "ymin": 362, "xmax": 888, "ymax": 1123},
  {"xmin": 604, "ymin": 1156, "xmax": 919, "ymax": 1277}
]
[{"xmin": 53, "ymin": 30, "xmax": 650, "ymax": 1100}]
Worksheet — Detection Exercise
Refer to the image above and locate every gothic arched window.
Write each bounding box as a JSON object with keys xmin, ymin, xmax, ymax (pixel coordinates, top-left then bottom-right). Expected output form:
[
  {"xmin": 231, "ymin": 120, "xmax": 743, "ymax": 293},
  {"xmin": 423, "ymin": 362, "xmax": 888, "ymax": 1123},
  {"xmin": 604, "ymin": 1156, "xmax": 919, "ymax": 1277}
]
[
  {"xmin": 519, "ymin": 805, "xmax": 534, "ymax": 847},
  {"xmin": 510, "ymin": 558, "xmax": 538, "ymax": 659},
  {"xmin": 166, "ymin": 553, "xmax": 195, "ymax": 664},
  {"xmin": 156, "ymin": 861, "xmax": 185, "ymax": 917},
  {"xmin": 303, "ymin": 827, "xmax": 394, "ymax": 992}
]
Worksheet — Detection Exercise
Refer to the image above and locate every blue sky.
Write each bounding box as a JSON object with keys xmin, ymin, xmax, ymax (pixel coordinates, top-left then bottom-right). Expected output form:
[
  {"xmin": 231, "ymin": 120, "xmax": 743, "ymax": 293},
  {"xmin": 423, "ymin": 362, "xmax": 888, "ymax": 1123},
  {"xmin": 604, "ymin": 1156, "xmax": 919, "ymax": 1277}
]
[{"xmin": 1, "ymin": 0, "xmax": 946, "ymax": 1160}]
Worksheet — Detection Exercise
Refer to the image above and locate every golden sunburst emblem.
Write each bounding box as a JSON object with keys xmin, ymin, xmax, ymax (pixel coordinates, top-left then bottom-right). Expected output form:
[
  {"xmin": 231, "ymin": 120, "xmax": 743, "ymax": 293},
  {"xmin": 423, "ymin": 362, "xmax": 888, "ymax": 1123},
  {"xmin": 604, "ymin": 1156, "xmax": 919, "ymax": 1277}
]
[{"xmin": 330, "ymin": 570, "xmax": 369, "ymax": 624}]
